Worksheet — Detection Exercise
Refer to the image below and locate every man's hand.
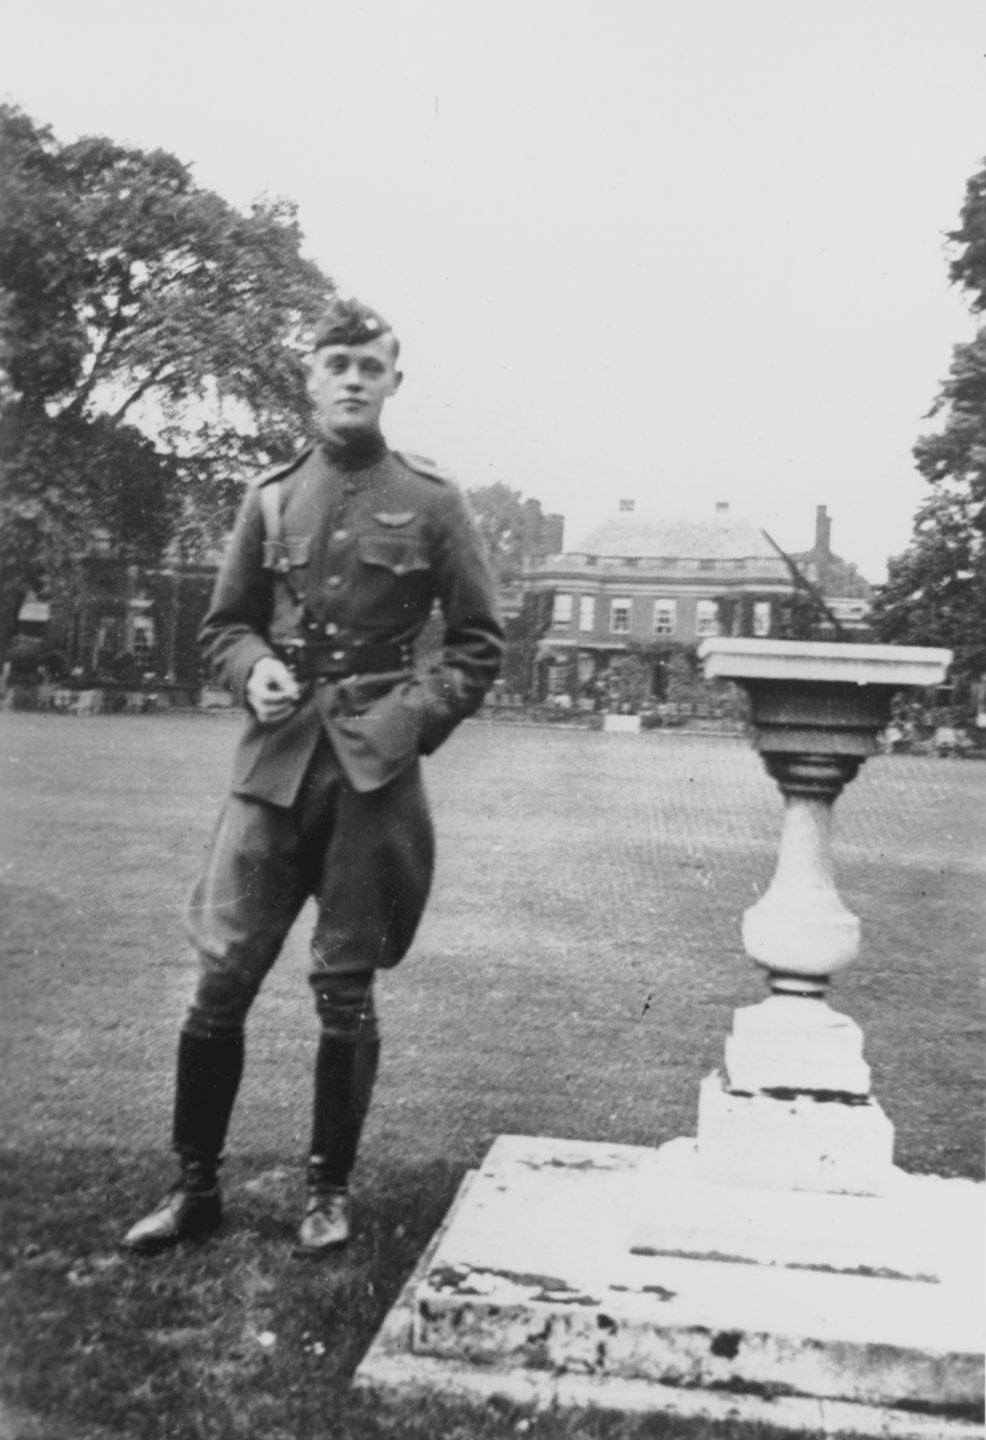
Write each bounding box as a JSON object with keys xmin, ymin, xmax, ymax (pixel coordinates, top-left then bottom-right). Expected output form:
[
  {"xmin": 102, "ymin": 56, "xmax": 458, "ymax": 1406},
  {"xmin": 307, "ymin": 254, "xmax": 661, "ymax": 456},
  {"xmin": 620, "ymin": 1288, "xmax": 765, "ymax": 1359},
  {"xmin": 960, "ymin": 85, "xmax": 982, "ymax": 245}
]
[{"xmin": 247, "ymin": 655, "xmax": 302, "ymax": 725}]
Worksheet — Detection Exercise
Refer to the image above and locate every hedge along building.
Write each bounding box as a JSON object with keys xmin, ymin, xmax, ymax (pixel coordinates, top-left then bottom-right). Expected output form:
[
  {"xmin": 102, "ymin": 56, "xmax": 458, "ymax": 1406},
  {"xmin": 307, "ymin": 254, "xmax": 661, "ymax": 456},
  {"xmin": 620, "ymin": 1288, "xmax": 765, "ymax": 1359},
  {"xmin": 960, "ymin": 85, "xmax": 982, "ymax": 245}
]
[{"xmin": 522, "ymin": 501, "xmax": 873, "ymax": 704}]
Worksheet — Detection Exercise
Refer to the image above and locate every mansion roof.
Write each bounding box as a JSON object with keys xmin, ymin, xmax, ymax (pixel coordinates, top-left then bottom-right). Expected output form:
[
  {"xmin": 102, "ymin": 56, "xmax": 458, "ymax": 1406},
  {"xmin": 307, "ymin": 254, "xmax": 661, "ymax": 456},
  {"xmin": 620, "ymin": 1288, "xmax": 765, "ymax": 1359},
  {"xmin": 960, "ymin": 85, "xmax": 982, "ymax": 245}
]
[{"xmin": 569, "ymin": 512, "xmax": 775, "ymax": 562}]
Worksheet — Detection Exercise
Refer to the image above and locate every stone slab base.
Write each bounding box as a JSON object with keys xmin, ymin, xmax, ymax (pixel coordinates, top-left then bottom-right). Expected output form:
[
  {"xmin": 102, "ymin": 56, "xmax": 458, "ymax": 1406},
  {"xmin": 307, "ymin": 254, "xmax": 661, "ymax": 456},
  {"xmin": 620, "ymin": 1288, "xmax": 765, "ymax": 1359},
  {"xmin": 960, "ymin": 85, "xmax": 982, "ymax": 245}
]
[
  {"xmin": 631, "ymin": 1136, "xmax": 974, "ymax": 1281},
  {"xmin": 354, "ymin": 1135, "xmax": 984, "ymax": 1437},
  {"xmin": 698, "ymin": 1072, "xmax": 895, "ymax": 1195}
]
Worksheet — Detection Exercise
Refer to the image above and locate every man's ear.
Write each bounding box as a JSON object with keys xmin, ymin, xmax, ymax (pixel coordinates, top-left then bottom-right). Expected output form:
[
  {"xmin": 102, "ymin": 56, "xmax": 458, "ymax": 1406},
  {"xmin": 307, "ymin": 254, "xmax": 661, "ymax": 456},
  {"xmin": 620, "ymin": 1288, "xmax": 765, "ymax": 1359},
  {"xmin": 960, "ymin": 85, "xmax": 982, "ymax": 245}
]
[{"xmin": 391, "ymin": 368, "xmax": 404, "ymax": 395}]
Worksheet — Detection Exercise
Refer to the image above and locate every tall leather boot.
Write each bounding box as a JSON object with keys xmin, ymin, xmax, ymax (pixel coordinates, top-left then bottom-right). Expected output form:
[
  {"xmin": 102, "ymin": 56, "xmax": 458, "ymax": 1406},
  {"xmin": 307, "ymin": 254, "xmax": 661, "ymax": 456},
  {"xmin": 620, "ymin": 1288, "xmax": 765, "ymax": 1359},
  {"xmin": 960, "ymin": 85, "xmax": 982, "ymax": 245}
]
[
  {"xmin": 294, "ymin": 1032, "xmax": 380, "ymax": 1256},
  {"xmin": 122, "ymin": 1030, "xmax": 244, "ymax": 1255}
]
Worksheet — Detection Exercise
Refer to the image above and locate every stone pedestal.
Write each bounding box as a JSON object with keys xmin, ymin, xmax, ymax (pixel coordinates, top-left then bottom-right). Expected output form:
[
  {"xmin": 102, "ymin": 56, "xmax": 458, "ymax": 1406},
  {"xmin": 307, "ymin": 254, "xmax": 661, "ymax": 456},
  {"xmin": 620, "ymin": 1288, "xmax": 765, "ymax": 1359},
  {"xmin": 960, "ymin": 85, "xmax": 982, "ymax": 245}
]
[
  {"xmin": 353, "ymin": 640, "xmax": 982, "ymax": 1431},
  {"xmin": 692, "ymin": 639, "xmax": 951, "ymax": 1199}
]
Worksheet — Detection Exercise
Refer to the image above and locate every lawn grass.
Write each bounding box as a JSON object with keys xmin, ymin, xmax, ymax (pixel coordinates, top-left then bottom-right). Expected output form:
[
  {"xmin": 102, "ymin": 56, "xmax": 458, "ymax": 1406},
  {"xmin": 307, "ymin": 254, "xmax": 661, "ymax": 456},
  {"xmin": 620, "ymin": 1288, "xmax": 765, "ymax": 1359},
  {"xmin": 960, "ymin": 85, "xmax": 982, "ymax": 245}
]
[{"xmin": 1, "ymin": 712, "xmax": 983, "ymax": 1439}]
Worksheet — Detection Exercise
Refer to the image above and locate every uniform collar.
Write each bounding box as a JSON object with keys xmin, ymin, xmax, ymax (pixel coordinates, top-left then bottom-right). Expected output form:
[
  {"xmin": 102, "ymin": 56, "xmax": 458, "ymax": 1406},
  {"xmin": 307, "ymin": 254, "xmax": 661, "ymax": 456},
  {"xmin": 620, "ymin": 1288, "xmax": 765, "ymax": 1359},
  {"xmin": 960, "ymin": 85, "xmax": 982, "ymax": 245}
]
[{"xmin": 318, "ymin": 430, "xmax": 388, "ymax": 472}]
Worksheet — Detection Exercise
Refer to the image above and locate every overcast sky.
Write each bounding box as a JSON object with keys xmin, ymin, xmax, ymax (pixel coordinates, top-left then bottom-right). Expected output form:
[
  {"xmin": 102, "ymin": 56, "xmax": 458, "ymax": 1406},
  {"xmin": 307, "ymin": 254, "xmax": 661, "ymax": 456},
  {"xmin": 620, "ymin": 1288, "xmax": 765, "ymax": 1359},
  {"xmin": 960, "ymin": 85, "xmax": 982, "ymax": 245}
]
[{"xmin": 5, "ymin": 0, "xmax": 985, "ymax": 578}]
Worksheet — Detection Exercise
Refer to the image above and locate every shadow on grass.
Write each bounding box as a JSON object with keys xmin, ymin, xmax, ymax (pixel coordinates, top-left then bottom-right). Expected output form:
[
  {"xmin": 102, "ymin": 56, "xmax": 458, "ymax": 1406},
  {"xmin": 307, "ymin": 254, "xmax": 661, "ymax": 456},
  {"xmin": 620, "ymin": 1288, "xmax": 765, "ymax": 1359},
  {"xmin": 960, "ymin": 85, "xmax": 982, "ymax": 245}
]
[{"xmin": 0, "ymin": 1145, "xmax": 820, "ymax": 1440}]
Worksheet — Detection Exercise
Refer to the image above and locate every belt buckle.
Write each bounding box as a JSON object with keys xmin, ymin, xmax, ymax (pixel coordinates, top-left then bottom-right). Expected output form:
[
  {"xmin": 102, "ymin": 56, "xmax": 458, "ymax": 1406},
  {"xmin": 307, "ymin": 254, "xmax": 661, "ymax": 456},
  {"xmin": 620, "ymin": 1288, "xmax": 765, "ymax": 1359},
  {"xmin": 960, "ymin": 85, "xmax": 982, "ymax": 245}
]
[{"xmin": 330, "ymin": 650, "xmax": 358, "ymax": 684}]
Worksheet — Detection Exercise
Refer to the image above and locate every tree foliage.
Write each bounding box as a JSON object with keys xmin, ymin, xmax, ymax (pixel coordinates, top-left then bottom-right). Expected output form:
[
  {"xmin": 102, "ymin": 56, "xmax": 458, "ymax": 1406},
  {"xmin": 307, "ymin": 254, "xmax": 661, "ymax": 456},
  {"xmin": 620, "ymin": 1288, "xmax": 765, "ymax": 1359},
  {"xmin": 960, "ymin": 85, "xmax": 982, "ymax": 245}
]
[
  {"xmin": 466, "ymin": 482, "xmax": 531, "ymax": 583},
  {"xmin": 870, "ymin": 157, "xmax": 986, "ymax": 691},
  {"xmin": 869, "ymin": 488, "xmax": 986, "ymax": 686},
  {"xmin": 0, "ymin": 104, "xmax": 334, "ymax": 653}
]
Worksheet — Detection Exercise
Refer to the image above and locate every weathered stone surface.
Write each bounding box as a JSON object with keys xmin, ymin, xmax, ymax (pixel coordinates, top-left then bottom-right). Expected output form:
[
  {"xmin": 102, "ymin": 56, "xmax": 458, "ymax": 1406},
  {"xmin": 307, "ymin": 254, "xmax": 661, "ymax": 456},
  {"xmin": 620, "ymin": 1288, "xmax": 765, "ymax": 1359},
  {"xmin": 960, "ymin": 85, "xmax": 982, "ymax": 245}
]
[
  {"xmin": 697, "ymin": 639, "xmax": 952, "ymax": 691},
  {"xmin": 724, "ymin": 996, "xmax": 872, "ymax": 1095},
  {"xmin": 355, "ymin": 1134, "xmax": 982, "ymax": 1434},
  {"xmin": 632, "ymin": 1136, "xmax": 974, "ymax": 1283},
  {"xmin": 697, "ymin": 1072, "xmax": 895, "ymax": 1195}
]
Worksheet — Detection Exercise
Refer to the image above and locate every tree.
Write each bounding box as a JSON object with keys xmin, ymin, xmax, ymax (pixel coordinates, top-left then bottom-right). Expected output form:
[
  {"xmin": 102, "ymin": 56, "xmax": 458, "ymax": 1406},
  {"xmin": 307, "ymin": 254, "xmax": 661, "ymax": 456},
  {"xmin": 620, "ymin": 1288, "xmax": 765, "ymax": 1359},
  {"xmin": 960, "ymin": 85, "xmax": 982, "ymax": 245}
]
[
  {"xmin": 466, "ymin": 482, "xmax": 559, "ymax": 584},
  {"xmin": 466, "ymin": 482, "xmax": 530, "ymax": 584},
  {"xmin": 868, "ymin": 488, "xmax": 986, "ymax": 692},
  {"xmin": 870, "ymin": 157, "xmax": 986, "ymax": 693},
  {"xmin": 0, "ymin": 104, "xmax": 334, "ymax": 656}
]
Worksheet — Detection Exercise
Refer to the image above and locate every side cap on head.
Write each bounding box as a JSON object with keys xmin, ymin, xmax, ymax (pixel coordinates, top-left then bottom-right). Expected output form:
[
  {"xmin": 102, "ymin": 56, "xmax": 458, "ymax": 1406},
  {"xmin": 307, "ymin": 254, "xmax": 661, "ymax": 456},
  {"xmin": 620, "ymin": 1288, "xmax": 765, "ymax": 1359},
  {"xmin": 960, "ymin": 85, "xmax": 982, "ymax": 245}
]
[{"xmin": 312, "ymin": 296, "xmax": 393, "ymax": 350}]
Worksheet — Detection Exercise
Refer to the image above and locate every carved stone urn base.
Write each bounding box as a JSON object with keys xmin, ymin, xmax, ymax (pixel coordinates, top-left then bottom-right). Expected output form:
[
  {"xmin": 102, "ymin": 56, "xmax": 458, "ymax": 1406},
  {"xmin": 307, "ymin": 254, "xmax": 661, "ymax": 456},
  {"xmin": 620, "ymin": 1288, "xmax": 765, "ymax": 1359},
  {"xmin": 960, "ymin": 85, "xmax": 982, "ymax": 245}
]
[
  {"xmin": 697, "ymin": 1073, "xmax": 895, "ymax": 1196},
  {"xmin": 699, "ymin": 995, "xmax": 893, "ymax": 1196},
  {"xmin": 724, "ymin": 994, "xmax": 872, "ymax": 1095}
]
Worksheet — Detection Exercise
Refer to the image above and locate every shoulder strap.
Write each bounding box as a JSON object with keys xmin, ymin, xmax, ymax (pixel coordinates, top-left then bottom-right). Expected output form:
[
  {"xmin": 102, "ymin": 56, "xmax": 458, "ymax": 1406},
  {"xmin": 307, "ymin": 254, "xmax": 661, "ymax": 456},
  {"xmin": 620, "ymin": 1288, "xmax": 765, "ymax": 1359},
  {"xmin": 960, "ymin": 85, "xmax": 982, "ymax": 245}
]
[
  {"xmin": 396, "ymin": 450, "xmax": 456, "ymax": 484},
  {"xmin": 255, "ymin": 443, "xmax": 315, "ymax": 551}
]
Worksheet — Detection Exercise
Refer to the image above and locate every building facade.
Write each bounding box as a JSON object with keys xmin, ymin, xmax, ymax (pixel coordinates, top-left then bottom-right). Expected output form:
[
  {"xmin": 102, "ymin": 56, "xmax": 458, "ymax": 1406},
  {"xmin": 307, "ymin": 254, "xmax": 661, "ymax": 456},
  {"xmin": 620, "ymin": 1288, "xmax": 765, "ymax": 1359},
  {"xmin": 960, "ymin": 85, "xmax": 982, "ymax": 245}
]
[
  {"xmin": 9, "ymin": 493, "xmax": 872, "ymax": 709},
  {"xmin": 520, "ymin": 500, "xmax": 873, "ymax": 700}
]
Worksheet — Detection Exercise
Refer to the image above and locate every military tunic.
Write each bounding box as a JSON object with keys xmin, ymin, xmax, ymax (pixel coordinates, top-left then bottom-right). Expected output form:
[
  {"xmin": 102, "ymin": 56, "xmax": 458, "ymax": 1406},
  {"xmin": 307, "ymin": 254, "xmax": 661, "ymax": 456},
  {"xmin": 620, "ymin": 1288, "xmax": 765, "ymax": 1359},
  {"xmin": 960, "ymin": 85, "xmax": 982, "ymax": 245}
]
[{"xmin": 183, "ymin": 437, "xmax": 503, "ymax": 1036}]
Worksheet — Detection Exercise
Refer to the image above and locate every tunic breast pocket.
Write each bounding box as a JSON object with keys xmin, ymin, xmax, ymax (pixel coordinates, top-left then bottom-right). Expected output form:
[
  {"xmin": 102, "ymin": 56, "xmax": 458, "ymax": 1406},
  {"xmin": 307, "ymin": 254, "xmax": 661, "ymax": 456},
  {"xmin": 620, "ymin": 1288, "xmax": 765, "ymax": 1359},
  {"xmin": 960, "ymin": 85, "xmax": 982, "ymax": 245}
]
[{"xmin": 357, "ymin": 535, "xmax": 430, "ymax": 578}]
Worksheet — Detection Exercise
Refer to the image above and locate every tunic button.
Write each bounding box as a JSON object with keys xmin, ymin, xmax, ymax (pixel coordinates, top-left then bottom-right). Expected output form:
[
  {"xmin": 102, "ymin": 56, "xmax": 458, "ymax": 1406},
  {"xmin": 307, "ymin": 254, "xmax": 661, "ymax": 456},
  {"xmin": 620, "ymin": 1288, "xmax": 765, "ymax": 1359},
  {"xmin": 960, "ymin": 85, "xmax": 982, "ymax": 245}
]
[
  {"xmin": 331, "ymin": 650, "xmax": 345, "ymax": 662},
  {"xmin": 328, "ymin": 576, "xmax": 342, "ymax": 589},
  {"xmin": 333, "ymin": 529, "xmax": 348, "ymax": 542},
  {"xmin": 324, "ymin": 623, "xmax": 339, "ymax": 636}
]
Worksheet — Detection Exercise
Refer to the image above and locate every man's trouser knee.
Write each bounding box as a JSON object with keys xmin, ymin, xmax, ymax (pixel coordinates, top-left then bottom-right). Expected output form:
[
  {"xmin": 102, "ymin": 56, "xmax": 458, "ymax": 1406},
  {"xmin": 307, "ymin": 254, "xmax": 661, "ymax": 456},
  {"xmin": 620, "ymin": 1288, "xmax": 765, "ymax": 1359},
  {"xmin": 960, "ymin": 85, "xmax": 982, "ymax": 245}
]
[
  {"xmin": 182, "ymin": 792, "xmax": 310, "ymax": 1038},
  {"xmin": 310, "ymin": 970, "xmax": 379, "ymax": 1041}
]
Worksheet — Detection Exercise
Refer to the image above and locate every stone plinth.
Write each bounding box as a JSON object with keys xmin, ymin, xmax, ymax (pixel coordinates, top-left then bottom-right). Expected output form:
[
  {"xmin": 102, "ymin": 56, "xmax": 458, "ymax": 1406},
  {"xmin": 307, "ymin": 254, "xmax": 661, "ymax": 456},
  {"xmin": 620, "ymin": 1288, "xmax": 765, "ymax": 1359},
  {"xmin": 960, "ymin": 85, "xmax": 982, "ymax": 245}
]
[
  {"xmin": 355, "ymin": 1135, "xmax": 984, "ymax": 1436},
  {"xmin": 693, "ymin": 639, "xmax": 951, "ymax": 1196},
  {"xmin": 354, "ymin": 640, "xmax": 974, "ymax": 1430}
]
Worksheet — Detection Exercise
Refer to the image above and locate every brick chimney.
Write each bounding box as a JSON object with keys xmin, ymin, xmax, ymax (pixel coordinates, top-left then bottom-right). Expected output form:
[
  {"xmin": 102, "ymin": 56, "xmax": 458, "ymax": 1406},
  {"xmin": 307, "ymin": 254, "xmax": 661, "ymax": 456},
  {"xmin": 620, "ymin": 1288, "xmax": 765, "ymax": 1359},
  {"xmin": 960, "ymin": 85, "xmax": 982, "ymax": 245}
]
[
  {"xmin": 815, "ymin": 505, "xmax": 832, "ymax": 557},
  {"xmin": 716, "ymin": 502, "xmax": 729, "ymax": 515},
  {"xmin": 619, "ymin": 498, "xmax": 635, "ymax": 513}
]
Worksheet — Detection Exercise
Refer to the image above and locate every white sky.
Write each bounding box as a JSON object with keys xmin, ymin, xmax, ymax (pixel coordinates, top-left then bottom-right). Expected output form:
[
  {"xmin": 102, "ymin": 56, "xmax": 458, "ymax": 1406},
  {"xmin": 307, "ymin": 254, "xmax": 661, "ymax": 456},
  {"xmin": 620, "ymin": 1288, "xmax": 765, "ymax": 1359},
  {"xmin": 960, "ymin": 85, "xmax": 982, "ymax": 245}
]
[{"xmin": 5, "ymin": 0, "xmax": 985, "ymax": 578}]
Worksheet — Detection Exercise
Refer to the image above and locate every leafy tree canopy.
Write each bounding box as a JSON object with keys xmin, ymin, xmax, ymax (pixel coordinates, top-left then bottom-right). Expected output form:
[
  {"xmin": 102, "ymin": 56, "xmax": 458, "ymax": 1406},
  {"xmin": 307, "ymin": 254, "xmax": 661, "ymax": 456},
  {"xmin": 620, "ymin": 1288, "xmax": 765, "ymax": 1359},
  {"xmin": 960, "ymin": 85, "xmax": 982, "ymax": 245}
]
[
  {"xmin": 466, "ymin": 482, "xmax": 529, "ymax": 583},
  {"xmin": 0, "ymin": 104, "xmax": 334, "ymax": 651},
  {"xmin": 466, "ymin": 481, "xmax": 556, "ymax": 584},
  {"xmin": 870, "ymin": 156, "xmax": 986, "ymax": 692},
  {"xmin": 869, "ymin": 487, "xmax": 986, "ymax": 685}
]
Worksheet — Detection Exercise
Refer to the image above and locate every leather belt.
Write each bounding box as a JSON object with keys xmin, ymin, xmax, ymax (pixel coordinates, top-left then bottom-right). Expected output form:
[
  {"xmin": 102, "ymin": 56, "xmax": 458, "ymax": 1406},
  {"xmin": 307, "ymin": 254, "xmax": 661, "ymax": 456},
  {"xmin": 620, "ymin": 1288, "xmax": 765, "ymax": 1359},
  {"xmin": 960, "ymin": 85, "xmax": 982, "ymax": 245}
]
[{"xmin": 274, "ymin": 639, "xmax": 411, "ymax": 681}]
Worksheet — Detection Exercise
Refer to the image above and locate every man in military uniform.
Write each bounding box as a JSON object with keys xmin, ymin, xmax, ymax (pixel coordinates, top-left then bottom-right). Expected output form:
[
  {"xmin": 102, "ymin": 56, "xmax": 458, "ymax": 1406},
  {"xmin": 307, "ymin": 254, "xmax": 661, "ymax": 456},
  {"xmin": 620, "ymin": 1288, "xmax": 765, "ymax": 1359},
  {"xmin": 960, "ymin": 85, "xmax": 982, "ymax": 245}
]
[{"xmin": 123, "ymin": 297, "xmax": 503, "ymax": 1256}]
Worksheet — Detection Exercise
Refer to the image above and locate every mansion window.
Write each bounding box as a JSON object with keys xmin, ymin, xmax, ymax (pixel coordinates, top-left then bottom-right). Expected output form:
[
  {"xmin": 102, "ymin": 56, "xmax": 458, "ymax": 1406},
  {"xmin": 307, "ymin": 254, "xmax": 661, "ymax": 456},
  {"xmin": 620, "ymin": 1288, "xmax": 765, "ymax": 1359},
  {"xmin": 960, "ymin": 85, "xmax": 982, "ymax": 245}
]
[
  {"xmin": 579, "ymin": 595, "xmax": 595, "ymax": 632},
  {"xmin": 133, "ymin": 625, "xmax": 154, "ymax": 669},
  {"xmin": 695, "ymin": 599, "xmax": 720, "ymax": 637},
  {"xmin": 610, "ymin": 598, "xmax": 632, "ymax": 634},
  {"xmin": 752, "ymin": 600, "xmax": 771, "ymax": 637},
  {"xmin": 552, "ymin": 593, "xmax": 573, "ymax": 627},
  {"xmin": 653, "ymin": 599, "xmax": 676, "ymax": 637}
]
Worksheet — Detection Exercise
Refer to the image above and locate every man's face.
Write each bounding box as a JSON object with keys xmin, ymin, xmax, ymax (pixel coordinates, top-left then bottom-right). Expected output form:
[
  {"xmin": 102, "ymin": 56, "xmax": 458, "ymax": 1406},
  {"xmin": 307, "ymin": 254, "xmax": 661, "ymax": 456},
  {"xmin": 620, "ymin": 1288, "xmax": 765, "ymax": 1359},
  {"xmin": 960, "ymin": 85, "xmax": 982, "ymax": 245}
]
[{"xmin": 306, "ymin": 338, "xmax": 402, "ymax": 442}]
